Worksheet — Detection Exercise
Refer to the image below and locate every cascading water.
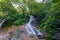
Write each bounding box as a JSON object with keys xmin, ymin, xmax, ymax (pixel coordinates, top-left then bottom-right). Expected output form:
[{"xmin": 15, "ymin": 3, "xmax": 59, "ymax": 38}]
[
  {"xmin": 25, "ymin": 15, "xmax": 43, "ymax": 36},
  {"xmin": 0, "ymin": 19, "xmax": 6, "ymax": 29}
]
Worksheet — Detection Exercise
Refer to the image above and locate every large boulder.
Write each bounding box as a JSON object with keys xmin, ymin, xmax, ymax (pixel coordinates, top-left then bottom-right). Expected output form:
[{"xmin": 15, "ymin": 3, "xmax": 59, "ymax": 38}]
[
  {"xmin": 0, "ymin": 33, "xmax": 9, "ymax": 40},
  {"xmin": 8, "ymin": 29, "xmax": 23, "ymax": 40}
]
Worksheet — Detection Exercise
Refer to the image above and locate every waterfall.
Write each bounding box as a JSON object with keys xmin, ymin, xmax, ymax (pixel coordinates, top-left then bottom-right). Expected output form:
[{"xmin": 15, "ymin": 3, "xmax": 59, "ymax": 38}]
[
  {"xmin": 25, "ymin": 15, "xmax": 43, "ymax": 36},
  {"xmin": 0, "ymin": 19, "xmax": 6, "ymax": 28}
]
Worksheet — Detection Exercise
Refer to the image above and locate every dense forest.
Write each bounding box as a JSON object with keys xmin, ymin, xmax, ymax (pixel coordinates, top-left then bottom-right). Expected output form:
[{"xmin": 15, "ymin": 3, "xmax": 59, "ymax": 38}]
[{"xmin": 0, "ymin": 0, "xmax": 60, "ymax": 40}]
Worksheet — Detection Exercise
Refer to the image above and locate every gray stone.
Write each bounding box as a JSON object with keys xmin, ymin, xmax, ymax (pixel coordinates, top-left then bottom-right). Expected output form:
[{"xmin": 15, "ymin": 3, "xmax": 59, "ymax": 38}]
[
  {"xmin": 0, "ymin": 33, "xmax": 9, "ymax": 40},
  {"xmin": 8, "ymin": 29, "xmax": 23, "ymax": 40}
]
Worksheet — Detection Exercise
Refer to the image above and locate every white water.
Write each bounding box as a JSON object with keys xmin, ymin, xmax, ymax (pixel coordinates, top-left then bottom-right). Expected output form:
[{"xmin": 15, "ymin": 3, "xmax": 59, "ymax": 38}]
[
  {"xmin": 25, "ymin": 15, "xmax": 43, "ymax": 36},
  {"xmin": 0, "ymin": 19, "xmax": 6, "ymax": 28}
]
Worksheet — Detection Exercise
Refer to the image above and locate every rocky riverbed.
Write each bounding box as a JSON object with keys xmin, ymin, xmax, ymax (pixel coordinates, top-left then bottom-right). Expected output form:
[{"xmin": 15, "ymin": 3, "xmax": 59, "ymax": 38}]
[{"xmin": 0, "ymin": 25, "xmax": 45, "ymax": 40}]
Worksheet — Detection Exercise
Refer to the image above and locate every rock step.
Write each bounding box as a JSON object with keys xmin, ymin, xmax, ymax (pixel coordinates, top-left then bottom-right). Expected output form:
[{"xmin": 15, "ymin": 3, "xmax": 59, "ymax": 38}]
[{"xmin": 0, "ymin": 26, "xmax": 45, "ymax": 40}]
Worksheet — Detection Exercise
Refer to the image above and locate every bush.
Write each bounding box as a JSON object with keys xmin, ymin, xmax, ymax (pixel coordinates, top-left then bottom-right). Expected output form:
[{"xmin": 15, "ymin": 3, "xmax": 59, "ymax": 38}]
[{"xmin": 13, "ymin": 18, "xmax": 27, "ymax": 26}]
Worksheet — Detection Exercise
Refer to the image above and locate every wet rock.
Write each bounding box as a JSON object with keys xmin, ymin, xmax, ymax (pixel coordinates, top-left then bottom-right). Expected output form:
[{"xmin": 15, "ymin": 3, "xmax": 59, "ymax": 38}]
[
  {"xmin": 53, "ymin": 33, "xmax": 60, "ymax": 40},
  {"xmin": 0, "ymin": 25, "xmax": 45, "ymax": 40}
]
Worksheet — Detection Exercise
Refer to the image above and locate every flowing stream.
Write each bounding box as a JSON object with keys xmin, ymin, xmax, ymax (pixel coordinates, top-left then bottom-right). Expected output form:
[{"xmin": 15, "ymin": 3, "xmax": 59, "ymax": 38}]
[{"xmin": 25, "ymin": 15, "xmax": 43, "ymax": 36}]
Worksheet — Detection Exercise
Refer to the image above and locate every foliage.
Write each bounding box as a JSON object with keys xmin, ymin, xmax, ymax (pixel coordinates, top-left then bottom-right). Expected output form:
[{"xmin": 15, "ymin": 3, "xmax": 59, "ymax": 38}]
[
  {"xmin": 13, "ymin": 18, "xmax": 27, "ymax": 26},
  {"xmin": 12, "ymin": 14, "xmax": 28, "ymax": 26},
  {"xmin": 0, "ymin": 0, "xmax": 17, "ymax": 20},
  {"xmin": 0, "ymin": 0, "xmax": 60, "ymax": 40}
]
